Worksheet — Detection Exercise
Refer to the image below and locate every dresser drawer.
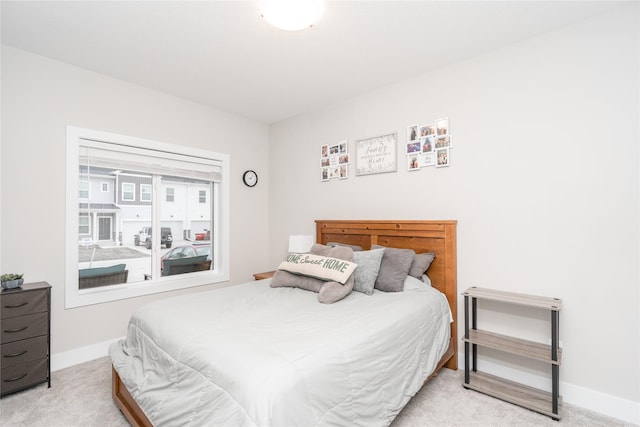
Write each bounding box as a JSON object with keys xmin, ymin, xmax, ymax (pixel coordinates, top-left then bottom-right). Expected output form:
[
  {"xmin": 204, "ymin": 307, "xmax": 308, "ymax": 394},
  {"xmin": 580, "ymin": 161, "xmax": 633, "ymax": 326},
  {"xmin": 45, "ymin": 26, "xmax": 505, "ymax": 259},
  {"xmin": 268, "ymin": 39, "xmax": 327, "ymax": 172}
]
[
  {"xmin": 1, "ymin": 312, "xmax": 48, "ymax": 344},
  {"xmin": 1, "ymin": 335, "xmax": 48, "ymax": 368},
  {"xmin": 1, "ymin": 289, "xmax": 48, "ymax": 319},
  {"xmin": 1, "ymin": 358, "xmax": 48, "ymax": 396}
]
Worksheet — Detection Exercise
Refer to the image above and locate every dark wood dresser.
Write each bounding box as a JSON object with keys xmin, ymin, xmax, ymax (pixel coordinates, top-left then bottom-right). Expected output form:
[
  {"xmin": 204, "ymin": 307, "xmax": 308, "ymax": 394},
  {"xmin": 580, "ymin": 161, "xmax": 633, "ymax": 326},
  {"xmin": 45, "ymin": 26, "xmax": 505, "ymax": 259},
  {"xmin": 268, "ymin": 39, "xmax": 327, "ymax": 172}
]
[{"xmin": 1, "ymin": 281, "xmax": 51, "ymax": 397}]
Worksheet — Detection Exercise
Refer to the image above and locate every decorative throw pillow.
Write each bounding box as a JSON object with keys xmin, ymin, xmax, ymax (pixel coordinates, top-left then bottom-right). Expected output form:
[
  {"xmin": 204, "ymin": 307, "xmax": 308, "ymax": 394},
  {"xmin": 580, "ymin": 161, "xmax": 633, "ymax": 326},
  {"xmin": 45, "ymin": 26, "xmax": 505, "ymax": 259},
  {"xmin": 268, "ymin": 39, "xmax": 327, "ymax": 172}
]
[
  {"xmin": 310, "ymin": 244, "xmax": 356, "ymax": 303},
  {"xmin": 408, "ymin": 252, "xmax": 435, "ymax": 279},
  {"xmin": 277, "ymin": 253, "xmax": 357, "ymax": 284},
  {"xmin": 327, "ymin": 242, "xmax": 363, "ymax": 252},
  {"xmin": 270, "ymin": 269, "xmax": 325, "ymax": 293},
  {"xmin": 372, "ymin": 245, "xmax": 415, "ymax": 292},
  {"xmin": 271, "ymin": 244, "xmax": 355, "ymax": 304},
  {"xmin": 351, "ymin": 248, "xmax": 385, "ymax": 295}
]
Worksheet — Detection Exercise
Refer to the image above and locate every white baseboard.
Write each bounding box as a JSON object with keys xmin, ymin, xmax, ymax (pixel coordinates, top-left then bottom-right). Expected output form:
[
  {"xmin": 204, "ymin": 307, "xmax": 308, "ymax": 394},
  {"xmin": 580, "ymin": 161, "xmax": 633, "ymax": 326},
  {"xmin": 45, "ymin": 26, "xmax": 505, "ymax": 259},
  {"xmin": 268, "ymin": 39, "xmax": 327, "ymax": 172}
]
[
  {"xmin": 50, "ymin": 337, "xmax": 123, "ymax": 372},
  {"xmin": 457, "ymin": 351, "xmax": 640, "ymax": 425}
]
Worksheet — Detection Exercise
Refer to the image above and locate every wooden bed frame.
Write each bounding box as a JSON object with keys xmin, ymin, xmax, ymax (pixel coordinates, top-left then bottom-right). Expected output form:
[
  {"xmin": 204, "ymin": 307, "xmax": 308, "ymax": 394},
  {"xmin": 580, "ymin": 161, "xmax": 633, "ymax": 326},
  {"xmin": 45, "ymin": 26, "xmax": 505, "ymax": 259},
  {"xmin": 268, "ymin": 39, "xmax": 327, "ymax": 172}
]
[
  {"xmin": 315, "ymin": 220, "xmax": 457, "ymax": 373},
  {"xmin": 112, "ymin": 219, "xmax": 457, "ymax": 426}
]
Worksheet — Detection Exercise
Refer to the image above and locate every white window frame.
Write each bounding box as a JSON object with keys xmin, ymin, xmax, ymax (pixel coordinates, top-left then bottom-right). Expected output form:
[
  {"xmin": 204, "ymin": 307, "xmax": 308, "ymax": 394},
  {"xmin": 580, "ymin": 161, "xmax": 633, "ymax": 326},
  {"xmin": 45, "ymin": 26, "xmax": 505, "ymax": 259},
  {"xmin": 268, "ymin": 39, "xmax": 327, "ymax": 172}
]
[
  {"xmin": 122, "ymin": 183, "xmax": 135, "ymax": 201},
  {"xmin": 101, "ymin": 182, "xmax": 109, "ymax": 192},
  {"xmin": 140, "ymin": 184, "xmax": 152, "ymax": 202},
  {"xmin": 166, "ymin": 187, "xmax": 175, "ymax": 202},
  {"xmin": 199, "ymin": 189, "xmax": 207, "ymax": 203},
  {"xmin": 66, "ymin": 126, "xmax": 230, "ymax": 308}
]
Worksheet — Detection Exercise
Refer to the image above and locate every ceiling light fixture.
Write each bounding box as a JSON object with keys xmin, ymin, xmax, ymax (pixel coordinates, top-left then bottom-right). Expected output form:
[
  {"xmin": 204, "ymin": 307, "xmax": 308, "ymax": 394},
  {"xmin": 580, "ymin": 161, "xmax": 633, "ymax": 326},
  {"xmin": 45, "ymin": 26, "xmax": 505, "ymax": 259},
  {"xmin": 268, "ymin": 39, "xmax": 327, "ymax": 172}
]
[{"xmin": 259, "ymin": 0, "xmax": 324, "ymax": 31}]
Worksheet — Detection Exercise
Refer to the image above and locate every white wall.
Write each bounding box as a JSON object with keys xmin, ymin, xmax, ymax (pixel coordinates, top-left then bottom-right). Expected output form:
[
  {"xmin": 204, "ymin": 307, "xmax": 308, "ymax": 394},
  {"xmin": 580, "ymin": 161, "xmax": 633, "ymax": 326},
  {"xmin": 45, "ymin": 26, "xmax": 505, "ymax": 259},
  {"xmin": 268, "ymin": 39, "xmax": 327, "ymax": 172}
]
[
  {"xmin": 1, "ymin": 46, "xmax": 270, "ymax": 355},
  {"xmin": 269, "ymin": 4, "xmax": 639, "ymax": 422}
]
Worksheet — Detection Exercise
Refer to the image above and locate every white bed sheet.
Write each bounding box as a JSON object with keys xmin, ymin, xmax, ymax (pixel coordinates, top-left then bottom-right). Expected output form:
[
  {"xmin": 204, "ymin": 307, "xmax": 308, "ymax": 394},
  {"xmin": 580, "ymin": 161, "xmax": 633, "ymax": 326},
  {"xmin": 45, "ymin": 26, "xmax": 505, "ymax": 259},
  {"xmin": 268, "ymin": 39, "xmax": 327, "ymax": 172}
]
[{"xmin": 109, "ymin": 279, "xmax": 451, "ymax": 427}]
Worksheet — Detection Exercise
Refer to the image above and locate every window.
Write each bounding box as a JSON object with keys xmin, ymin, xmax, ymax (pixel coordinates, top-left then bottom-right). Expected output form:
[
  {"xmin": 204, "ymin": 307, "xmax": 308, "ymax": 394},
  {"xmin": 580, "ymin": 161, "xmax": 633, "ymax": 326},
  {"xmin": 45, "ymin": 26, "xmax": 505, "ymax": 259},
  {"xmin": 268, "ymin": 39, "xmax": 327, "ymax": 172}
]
[
  {"xmin": 79, "ymin": 181, "xmax": 89, "ymax": 199},
  {"xmin": 79, "ymin": 214, "xmax": 90, "ymax": 235},
  {"xmin": 66, "ymin": 126, "xmax": 230, "ymax": 308},
  {"xmin": 101, "ymin": 182, "xmax": 109, "ymax": 192},
  {"xmin": 140, "ymin": 184, "xmax": 152, "ymax": 202},
  {"xmin": 122, "ymin": 183, "xmax": 135, "ymax": 201}
]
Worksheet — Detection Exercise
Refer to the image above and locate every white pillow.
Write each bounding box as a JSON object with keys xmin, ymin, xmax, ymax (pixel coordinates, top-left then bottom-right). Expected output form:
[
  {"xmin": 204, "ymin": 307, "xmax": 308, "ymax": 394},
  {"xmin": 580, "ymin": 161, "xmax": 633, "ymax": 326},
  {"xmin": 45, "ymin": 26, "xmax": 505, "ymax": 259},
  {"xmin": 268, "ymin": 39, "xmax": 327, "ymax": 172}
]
[
  {"xmin": 421, "ymin": 274, "xmax": 432, "ymax": 287},
  {"xmin": 278, "ymin": 253, "xmax": 357, "ymax": 284},
  {"xmin": 403, "ymin": 274, "xmax": 431, "ymax": 291}
]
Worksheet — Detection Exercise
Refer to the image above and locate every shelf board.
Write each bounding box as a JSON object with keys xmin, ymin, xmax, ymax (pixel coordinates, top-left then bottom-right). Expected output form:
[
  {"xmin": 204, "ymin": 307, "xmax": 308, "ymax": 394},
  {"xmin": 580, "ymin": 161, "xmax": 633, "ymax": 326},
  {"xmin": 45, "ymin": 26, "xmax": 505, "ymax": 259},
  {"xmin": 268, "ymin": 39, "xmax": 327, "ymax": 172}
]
[
  {"xmin": 463, "ymin": 287, "xmax": 562, "ymax": 311},
  {"xmin": 463, "ymin": 329, "xmax": 561, "ymax": 364},
  {"xmin": 463, "ymin": 371, "xmax": 562, "ymax": 420}
]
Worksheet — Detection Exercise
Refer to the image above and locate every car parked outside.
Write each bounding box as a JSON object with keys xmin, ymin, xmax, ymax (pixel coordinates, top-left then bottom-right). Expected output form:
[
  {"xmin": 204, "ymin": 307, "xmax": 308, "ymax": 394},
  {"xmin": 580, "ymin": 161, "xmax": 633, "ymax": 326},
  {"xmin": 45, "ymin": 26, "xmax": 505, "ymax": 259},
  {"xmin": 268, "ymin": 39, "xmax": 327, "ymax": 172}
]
[
  {"xmin": 160, "ymin": 244, "xmax": 211, "ymax": 271},
  {"xmin": 134, "ymin": 227, "xmax": 173, "ymax": 249}
]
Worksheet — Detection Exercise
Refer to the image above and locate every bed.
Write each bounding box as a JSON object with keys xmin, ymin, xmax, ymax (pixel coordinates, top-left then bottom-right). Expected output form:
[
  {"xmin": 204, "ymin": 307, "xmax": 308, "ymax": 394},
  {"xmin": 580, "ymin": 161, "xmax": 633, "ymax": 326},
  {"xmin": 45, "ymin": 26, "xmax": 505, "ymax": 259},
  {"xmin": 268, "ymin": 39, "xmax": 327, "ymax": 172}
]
[{"xmin": 110, "ymin": 219, "xmax": 457, "ymax": 426}]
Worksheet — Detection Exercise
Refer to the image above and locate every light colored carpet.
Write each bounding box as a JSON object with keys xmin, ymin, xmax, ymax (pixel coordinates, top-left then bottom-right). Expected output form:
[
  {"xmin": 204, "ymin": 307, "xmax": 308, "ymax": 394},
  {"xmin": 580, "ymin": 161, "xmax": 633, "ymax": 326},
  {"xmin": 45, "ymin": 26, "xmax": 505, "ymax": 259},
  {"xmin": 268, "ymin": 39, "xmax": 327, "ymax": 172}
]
[{"xmin": 0, "ymin": 356, "xmax": 633, "ymax": 426}]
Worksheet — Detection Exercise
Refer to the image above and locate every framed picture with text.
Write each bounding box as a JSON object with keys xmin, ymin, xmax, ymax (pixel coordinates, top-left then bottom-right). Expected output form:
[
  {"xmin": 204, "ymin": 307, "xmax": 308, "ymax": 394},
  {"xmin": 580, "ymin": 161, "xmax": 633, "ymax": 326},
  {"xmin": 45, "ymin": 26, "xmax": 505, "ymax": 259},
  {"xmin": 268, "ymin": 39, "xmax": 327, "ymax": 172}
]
[{"xmin": 356, "ymin": 132, "xmax": 398, "ymax": 176}]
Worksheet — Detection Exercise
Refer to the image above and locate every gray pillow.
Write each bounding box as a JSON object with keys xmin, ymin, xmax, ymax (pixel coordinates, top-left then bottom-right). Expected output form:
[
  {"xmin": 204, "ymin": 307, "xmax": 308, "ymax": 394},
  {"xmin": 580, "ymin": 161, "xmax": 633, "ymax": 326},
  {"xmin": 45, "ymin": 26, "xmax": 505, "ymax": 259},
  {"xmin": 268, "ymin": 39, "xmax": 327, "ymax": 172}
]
[
  {"xmin": 408, "ymin": 252, "xmax": 435, "ymax": 279},
  {"xmin": 327, "ymin": 242, "xmax": 363, "ymax": 251},
  {"xmin": 270, "ymin": 269, "xmax": 325, "ymax": 293},
  {"xmin": 352, "ymin": 248, "xmax": 385, "ymax": 295},
  {"xmin": 372, "ymin": 245, "xmax": 415, "ymax": 292}
]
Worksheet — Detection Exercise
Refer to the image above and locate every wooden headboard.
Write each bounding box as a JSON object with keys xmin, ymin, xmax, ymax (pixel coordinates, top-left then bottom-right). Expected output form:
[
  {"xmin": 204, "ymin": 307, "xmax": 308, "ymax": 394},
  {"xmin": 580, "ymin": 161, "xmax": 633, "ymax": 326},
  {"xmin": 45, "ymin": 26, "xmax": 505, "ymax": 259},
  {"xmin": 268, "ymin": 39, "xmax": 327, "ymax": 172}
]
[{"xmin": 316, "ymin": 219, "xmax": 457, "ymax": 371}]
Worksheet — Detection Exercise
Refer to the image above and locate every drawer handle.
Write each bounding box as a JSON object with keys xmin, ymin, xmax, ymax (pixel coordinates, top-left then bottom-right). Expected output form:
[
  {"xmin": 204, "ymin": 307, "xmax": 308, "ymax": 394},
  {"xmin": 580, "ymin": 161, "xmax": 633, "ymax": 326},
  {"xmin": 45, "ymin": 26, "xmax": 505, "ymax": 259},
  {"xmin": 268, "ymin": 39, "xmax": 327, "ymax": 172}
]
[
  {"xmin": 4, "ymin": 350, "xmax": 28, "ymax": 358},
  {"xmin": 4, "ymin": 302, "xmax": 29, "ymax": 309},
  {"xmin": 3, "ymin": 373, "xmax": 28, "ymax": 383},
  {"xmin": 3, "ymin": 326, "xmax": 28, "ymax": 333}
]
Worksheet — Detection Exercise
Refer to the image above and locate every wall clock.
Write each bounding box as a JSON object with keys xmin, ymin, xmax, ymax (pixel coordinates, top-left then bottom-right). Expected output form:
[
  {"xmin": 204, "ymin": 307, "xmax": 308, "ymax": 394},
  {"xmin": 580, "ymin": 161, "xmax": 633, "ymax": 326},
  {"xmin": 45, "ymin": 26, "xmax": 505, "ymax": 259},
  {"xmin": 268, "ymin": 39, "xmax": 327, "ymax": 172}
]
[{"xmin": 242, "ymin": 170, "xmax": 258, "ymax": 187}]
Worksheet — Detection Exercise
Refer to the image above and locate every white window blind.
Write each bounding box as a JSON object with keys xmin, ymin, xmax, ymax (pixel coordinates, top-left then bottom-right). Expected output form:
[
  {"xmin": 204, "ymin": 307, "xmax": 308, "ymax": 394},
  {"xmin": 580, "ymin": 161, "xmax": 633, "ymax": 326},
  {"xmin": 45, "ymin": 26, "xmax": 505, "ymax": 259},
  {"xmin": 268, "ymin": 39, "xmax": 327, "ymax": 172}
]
[{"xmin": 79, "ymin": 139, "xmax": 223, "ymax": 182}]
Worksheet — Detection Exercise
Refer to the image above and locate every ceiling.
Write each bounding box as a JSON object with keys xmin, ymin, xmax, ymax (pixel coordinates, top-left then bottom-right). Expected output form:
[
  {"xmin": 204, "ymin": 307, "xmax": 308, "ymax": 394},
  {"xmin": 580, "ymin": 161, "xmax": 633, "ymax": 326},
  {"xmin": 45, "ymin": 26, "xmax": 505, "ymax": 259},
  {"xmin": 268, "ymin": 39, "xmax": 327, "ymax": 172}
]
[{"xmin": 1, "ymin": 1, "xmax": 625, "ymax": 124}]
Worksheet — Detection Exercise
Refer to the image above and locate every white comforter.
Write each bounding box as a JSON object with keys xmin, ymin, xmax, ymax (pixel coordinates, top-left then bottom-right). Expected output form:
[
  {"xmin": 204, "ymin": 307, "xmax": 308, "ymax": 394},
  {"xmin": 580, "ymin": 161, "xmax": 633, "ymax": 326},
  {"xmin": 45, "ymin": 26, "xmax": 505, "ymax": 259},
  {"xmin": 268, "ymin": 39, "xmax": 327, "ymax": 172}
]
[{"xmin": 109, "ymin": 279, "xmax": 451, "ymax": 427}]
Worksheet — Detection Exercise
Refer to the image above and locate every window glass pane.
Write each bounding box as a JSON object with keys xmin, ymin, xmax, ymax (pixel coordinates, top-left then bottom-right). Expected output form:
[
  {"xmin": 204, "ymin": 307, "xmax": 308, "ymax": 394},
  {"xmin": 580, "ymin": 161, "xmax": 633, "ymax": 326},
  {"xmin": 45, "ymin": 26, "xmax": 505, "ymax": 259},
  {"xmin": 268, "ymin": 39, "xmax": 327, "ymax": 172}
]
[
  {"xmin": 122, "ymin": 183, "xmax": 135, "ymax": 201},
  {"xmin": 79, "ymin": 214, "xmax": 90, "ymax": 235},
  {"xmin": 78, "ymin": 161, "xmax": 152, "ymax": 289},
  {"xmin": 77, "ymin": 166, "xmax": 215, "ymax": 286},
  {"xmin": 79, "ymin": 181, "xmax": 89, "ymax": 199},
  {"xmin": 166, "ymin": 187, "xmax": 175, "ymax": 202},
  {"xmin": 158, "ymin": 176, "xmax": 212, "ymax": 278},
  {"xmin": 140, "ymin": 184, "xmax": 152, "ymax": 202}
]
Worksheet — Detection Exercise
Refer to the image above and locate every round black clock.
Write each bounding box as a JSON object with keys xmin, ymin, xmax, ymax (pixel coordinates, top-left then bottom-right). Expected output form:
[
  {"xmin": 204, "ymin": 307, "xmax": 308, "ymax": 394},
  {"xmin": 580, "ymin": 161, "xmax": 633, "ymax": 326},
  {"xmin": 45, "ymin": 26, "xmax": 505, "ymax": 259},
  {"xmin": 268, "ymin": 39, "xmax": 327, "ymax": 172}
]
[{"xmin": 242, "ymin": 170, "xmax": 258, "ymax": 187}]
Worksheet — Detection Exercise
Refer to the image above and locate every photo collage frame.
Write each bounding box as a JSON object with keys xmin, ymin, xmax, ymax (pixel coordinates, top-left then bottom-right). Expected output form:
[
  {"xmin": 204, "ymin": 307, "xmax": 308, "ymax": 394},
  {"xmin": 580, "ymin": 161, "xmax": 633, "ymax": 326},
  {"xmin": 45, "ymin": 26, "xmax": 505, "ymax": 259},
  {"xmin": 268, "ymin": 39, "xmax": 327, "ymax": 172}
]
[
  {"xmin": 406, "ymin": 117, "xmax": 451, "ymax": 171},
  {"xmin": 320, "ymin": 140, "xmax": 349, "ymax": 181}
]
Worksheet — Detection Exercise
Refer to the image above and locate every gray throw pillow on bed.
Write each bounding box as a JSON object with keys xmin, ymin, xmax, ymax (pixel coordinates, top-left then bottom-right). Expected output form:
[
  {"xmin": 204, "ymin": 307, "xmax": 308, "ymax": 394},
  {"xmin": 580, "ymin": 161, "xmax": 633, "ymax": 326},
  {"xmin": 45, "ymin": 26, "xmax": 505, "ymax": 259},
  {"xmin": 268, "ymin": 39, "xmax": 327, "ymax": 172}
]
[
  {"xmin": 408, "ymin": 252, "xmax": 435, "ymax": 279},
  {"xmin": 372, "ymin": 245, "xmax": 415, "ymax": 292},
  {"xmin": 327, "ymin": 242, "xmax": 363, "ymax": 251},
  {"xmin": 310, "ymin": 244, "xmax": 355, "ymax": 303},
  {"xmin": 270, "ymin": 269, "xmax": 325, "ymax": 293},
  {"xmin": 351, "ymin": 248, "xmax": 385, "ymax": 295}
]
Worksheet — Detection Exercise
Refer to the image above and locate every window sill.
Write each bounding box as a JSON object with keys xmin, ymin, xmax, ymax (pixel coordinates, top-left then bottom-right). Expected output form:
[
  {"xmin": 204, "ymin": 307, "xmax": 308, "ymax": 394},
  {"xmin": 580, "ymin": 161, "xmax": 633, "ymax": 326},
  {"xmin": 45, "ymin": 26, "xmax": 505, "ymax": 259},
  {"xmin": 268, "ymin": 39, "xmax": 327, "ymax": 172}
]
[{"xmin": 65, "ymin": 270, "xmax": 229, "ymax": 308}]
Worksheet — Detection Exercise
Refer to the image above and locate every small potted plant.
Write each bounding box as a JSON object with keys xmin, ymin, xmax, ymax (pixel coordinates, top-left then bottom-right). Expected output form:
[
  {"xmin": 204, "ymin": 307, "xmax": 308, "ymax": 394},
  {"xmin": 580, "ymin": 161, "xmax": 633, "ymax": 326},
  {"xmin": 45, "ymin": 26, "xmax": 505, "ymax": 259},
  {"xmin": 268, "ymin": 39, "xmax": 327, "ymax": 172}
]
[{"xmin": 1, "ymin": 273, "xmax": 24, "ymax": 289}]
